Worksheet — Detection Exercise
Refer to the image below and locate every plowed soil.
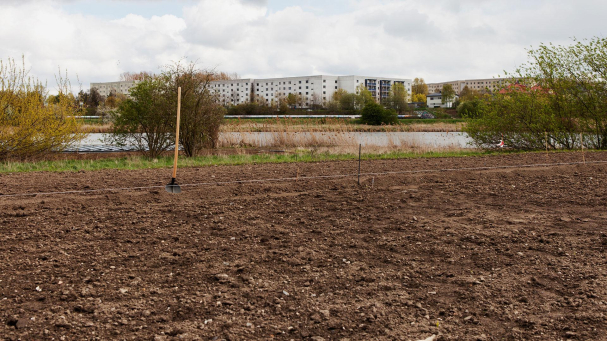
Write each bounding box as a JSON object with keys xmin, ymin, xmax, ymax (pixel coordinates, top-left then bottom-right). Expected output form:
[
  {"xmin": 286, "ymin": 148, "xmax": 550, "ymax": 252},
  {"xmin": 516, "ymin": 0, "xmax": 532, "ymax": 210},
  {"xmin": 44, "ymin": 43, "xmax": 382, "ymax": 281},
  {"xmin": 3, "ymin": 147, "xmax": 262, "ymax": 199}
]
[{"xmin": 1, "ymin": 152, "xmax": 607, "ymax": 341}]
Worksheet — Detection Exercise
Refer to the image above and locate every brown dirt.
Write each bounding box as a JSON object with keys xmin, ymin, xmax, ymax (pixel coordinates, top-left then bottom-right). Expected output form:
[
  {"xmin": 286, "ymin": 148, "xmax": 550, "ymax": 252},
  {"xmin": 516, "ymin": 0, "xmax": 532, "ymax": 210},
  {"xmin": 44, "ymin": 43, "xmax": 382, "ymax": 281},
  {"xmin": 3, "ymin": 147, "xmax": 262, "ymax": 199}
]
[{"xmin": 1, "ymin": 152, "xmax": 607, "ymax": 340}]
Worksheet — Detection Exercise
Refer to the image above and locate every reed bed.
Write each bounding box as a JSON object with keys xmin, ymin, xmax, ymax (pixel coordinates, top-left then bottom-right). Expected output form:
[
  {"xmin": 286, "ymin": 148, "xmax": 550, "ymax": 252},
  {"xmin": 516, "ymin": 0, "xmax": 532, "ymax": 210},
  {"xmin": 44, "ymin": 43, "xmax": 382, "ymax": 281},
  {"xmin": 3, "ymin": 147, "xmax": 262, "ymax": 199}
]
[{"xmin": 221, "ymin": 117, "xmax": 464, "ymax": 133}]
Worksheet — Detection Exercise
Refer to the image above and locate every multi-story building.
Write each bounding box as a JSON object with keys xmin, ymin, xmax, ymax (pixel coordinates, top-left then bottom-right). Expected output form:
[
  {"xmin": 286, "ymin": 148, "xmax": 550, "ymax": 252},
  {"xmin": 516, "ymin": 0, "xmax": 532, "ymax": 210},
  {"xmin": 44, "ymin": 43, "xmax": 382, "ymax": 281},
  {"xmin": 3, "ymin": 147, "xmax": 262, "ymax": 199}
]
[
  {"xmin": 427, "ymin": 78, "xmax": 511, "ymax": 95},
  {"xmin": 90, "ymin": 81, "xmax": 139, "ymax": 98},
  {"xmin": 211, "ymin": 75, "xmax": 412, "ymax": 108}
]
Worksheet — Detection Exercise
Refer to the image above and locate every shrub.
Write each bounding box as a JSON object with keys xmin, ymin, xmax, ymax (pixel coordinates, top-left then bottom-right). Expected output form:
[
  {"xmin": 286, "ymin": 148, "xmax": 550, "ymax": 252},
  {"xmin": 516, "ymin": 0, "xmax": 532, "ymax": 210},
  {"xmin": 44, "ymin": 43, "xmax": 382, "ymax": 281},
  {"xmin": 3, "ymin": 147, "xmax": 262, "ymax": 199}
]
[
  {"xmin": 360, "ymin": 102, "xmax": 398, "ymax": 125},
  {"xmin": 457, "ymin": 99, "xmax": 485, "ymax": 119},
  {"xmin": 465, "ymin": 37, "xmax": 607, "ymax": 150},
  {"xmin": 0, "ymin": 57, "xmax": 85, "ymax": 160},
  {"xmin": 110, "ymin": 78, "xmax": 174, "ymax": 159}
]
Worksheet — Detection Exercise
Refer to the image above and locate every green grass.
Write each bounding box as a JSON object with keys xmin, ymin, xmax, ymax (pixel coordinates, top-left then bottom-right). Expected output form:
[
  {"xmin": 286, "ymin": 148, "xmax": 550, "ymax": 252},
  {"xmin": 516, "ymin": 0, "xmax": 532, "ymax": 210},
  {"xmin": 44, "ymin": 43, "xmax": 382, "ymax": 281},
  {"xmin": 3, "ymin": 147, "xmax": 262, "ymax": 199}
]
[{"xmin": 0, "ymin": 150, "xmax": 492, "ymax": 173}]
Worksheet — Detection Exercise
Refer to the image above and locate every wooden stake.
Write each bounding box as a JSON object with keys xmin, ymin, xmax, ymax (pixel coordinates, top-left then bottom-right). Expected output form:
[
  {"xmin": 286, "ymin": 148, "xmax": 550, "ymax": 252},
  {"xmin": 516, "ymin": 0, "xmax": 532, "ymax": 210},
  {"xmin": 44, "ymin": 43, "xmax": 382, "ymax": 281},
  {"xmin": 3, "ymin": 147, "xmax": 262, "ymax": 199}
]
[
  {"xmin": 581, "ymin": 132, "xmax": 585, "ymax": 164},
  {"xmin": 544, "ymin": 131, "xmax": 548, "ymax": 160},
  {"xmin": 171, "ymin": 87, "xmax": 181, "ymax": 180},
  {"xmin": 358, "ymin": 144, "xmax": 361, "ymax": 186}
]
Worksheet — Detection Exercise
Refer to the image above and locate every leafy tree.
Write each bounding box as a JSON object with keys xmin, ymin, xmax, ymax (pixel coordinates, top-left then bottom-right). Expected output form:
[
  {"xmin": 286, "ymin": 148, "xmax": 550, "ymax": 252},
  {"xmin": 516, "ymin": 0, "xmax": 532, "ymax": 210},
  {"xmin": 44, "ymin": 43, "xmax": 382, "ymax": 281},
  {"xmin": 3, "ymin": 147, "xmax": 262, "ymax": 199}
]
[
  {"xmin": 386, "ymin": 83, "xmax": 409, "ymax": 113},
  {"xmin": 459, "ymin": 85, "xmax": 480, "ymax": 102},
  {"xmin": 286, "ymin": 93, "xmax": 299, "ymax": 108},
  {"xmin": 441, "ymin": 84, "xmax": 456, "ymax": 107},
  {"xmin": 356, "ymin": 84, "xmax": 375, "ymax": 106},
  {"xmin": 412, "ymin": 78, "xmax": 429, "ymax": 96},
  {"xmin": 332, "ymin": 88, "xmax": 348, "ymax": 103},
  {"xmin": 410, "ymin": 93, "xmax": 426, "ymax": 103},
  {"xmin": 110, "ymin": 78, "xmax": 174, "ymax": 158},
  {"xmin": 0, "ymin": 57, "xmax": 85, "ymax": 160},
  {"xmin": 161, "ymin": 61, "xmax": 225, "ymax": 156},
  {"xmin": 339, "ymin": 93, "xmax": 358, "ymax": 111},
  {"xmin": 456, "ymin": 99, "xmax": 485, "ymax": 119},
  {"xmin": 360, "ymin": 102, "xmax": 398, "ymax": 125}
]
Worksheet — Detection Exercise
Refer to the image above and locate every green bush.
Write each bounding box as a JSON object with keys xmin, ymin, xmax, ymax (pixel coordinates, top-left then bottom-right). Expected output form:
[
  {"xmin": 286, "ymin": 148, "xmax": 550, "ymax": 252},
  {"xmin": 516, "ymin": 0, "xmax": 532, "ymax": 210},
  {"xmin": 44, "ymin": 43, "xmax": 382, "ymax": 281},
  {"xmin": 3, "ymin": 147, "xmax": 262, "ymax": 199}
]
[
  {"xmin": 457, "ymin": 99, "xmax": 485, "ymax": 119},
  {"xmin": 360, "ymin": 102, "xmax": 398, "ymax": 125}
]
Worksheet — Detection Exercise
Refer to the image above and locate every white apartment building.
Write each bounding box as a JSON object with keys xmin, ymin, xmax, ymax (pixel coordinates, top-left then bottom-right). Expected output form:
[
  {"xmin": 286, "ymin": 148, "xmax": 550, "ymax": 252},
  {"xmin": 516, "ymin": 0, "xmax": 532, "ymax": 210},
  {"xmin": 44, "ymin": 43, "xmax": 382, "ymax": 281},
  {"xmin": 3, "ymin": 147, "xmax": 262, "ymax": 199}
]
[
  {"xmin": 90, "ymin": 81, "xmax": 139, "ymax": 97},
  {"xmin": 427, "ymin": 78, "xmax": 509, "ymax": 94},
  {"xmin": 427, "ymin": 92, "xmax": 459, "ymax": 108},
  {"xmin": 211, "ymin": 75, "xmax": 412, "ymax": 108}
]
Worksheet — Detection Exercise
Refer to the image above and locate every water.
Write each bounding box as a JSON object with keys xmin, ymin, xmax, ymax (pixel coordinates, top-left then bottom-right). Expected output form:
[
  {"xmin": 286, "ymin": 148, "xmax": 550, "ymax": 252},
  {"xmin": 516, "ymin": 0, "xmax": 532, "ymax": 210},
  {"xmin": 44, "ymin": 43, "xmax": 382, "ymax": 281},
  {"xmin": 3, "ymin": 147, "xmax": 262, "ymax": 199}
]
[{"xmin": 73, "ymin": 132, "xmax": 473, "ymax": 152}]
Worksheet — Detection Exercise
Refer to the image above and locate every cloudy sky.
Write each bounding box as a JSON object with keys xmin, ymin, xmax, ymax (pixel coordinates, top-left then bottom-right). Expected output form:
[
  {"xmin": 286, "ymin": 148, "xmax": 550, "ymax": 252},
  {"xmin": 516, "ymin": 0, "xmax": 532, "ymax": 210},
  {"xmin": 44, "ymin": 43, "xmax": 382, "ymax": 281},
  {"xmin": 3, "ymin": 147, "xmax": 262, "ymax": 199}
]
[{"xmin": 1, "ymin": 0, "xmax": 605, "ymax": 92}]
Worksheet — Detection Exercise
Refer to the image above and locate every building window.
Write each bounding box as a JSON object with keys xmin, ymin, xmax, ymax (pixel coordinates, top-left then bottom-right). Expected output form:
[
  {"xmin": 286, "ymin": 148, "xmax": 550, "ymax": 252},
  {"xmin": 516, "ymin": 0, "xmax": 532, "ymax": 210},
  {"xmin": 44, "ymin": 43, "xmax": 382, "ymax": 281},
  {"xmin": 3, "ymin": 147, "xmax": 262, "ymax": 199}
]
[
  {"xmin": 323, "ymin": 85, "xmax": 326, "ymax": 89},
  {"xmin": 306, "ymin": 86, "xmax": 309, "ymax": 89},
  {"xmin": 323, "ymin": 91, "xmax": 326, "ymax": 94},
  {"xmin": 306, "ymin": 92, "xmax": 309, "ymax": 95},
  {"xmin": 306, "ymin": 80, "xmax": 309, "ymax": 84},
  {"xmin": 335, "ymin": 86, "xmax": 337, "ymax": 89},
  {"xmin": 299, "ymin": 81, "xmax": 301, "ymax": 84}
]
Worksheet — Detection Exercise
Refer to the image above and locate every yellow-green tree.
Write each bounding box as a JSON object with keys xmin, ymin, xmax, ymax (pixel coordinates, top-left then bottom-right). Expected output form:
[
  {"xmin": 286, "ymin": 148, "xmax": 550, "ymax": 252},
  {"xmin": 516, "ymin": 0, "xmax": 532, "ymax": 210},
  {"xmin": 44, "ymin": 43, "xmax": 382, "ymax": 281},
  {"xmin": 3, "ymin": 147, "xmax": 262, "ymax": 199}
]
[
  {"xmin": 386, "ymin": 83, "xmax": 409, "ymax": 113},
  {"xmin": 0, "ymin": 57, "xmax": 85, "ymax": 160},
  {"xmin": 410, "ymin": 93, "xmax": 427, "ymax": 103},
  {"xmin": 412, "ymin": 78, "xmax": 429, "ymax": 96}
]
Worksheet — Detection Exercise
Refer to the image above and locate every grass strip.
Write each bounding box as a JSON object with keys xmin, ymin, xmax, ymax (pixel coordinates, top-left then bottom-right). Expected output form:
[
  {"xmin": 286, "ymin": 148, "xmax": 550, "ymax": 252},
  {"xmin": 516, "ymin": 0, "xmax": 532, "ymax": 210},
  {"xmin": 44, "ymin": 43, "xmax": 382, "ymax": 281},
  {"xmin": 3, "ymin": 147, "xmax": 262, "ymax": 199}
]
[{"xmin": 1, "ymin": 150, "xmax": 494, "ymax": 173}]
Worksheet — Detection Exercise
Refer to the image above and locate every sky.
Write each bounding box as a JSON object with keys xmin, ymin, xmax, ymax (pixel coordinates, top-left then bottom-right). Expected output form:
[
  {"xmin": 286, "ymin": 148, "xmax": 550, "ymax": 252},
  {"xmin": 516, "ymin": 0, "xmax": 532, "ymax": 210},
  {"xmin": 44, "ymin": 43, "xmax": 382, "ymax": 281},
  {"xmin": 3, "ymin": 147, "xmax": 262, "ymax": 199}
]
[{"xmin": 1, "ymin": 0, "xmax": 605, "ymax": 93}]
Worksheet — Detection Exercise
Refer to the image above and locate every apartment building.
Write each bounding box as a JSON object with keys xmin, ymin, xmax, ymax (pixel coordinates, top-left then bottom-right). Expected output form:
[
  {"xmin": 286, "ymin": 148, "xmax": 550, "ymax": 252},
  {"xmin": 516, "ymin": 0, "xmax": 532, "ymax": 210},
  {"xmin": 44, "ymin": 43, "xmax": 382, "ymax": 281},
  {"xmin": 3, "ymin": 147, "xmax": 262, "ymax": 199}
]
[
  {"xmin": 427, "ymin": 78, "xmax": 509, "ymax": 95},
  {"xmin": 90, "ymin": 80, "xmax": 139, "ymax": 97},
  {"xmin": 211, "ymin": 75, "xmax": 412, "ymax": 108},
  {"xmin": 427, "ymin": 92, "xmax": 459, "ymax": 108}
]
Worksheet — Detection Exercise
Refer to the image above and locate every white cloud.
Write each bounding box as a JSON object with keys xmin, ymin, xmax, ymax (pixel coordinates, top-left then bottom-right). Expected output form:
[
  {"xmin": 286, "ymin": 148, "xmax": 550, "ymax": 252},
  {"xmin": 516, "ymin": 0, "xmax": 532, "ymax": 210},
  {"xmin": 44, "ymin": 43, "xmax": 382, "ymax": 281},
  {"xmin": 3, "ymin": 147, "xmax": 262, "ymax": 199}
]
[{"xmin": 1, "ymin": 0, "xmax": 605, "ymax": 94}]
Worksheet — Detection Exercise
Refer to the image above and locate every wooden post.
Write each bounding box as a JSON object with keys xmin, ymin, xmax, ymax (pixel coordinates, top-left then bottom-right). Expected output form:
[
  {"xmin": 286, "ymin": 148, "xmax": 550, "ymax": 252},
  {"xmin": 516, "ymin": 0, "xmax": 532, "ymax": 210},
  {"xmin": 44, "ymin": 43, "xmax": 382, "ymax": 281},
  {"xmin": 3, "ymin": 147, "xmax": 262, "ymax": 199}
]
[
  {"xmin": 171, "ymin": 87, "xmax": 181, "ymax": 180},
  {"xmin": 358, "ymin": 144, "xmax": 361, "ymax": 186},
  {"xmin": 544, "ymin": 131, "xmax": 548, "ymax": 160},
  {"xmin": 581, "ymin": 132, "xmax": 585, "ymax": 164}
]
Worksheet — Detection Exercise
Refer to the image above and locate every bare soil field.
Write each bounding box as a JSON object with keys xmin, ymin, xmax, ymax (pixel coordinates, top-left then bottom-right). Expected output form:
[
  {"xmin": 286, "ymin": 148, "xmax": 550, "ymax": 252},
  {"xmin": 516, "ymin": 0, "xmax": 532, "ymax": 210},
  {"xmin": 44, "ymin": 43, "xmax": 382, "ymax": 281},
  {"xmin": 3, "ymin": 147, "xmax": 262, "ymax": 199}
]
[{"xmin": 1, "ymin": 152, "xmax": 607, "ymax": 340}]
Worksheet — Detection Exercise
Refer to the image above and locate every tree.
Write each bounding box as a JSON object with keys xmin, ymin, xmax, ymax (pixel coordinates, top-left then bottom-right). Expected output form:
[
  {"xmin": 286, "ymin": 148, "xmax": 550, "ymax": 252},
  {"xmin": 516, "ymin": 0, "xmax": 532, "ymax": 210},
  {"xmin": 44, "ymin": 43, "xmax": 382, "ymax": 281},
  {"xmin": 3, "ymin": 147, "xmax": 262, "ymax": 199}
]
[
  {"xmin": 339, "ymin": 93, "xmax": 358, "ymax": 111},
  {"xmin": 459, "ymin": 85, "xmax": 480, "ymax": 101},
  {"xmin": 110, "ymin": 78, "xmax": 174, "ymax": 158},
  {"xmin": 457, "ymin": 99, "xmax": 485, "ymax": 119},
  {"xmin": 120, "ymin": 71, "xmax": 154, "ymax": 82},
  {"xmin": 0, "ymin": 57, "xmax": 85, "ymax": 160},
  {"xmin": 356, "ymin": 84, "xmax": 375, "ymax": 106},
  {"xmin": 360, "ymin": 102, "xmax": 398, "ymax": 125},
  {"xmin": 286, "ymin": 93, "xmax": 299, "ymax": 108},
  {"xmin": 386, "ymin": 83, "xmax": 408, "ymax": 113},
  {"xmin": 332, "ymin": 88, "xmax": 348, "ymax": 103},
  {"xmin": 410, "ymin": 93, "xmax": 427, "ymax": 103},
  {"xmin": 441, "ymin": 84, "xmax": 456, "ymax": 107},
  {"xmin": 412, "ymin": 78, "xmax": 429, "ymax": 96},
  {"xmin": 161, "ymin": 61, "xmax": 226, "ymax": 156}
]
